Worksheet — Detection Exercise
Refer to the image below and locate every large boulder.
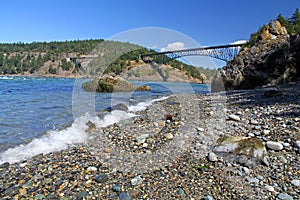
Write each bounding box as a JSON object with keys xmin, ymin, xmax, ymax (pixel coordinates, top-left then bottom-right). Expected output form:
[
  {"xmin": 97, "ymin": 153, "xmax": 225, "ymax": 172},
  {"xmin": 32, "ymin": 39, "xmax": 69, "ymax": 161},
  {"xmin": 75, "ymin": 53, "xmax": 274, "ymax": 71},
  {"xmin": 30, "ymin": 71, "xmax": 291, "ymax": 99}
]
[
  {"xmin": 213, "ymin": 136, "xmax": 267, "ymax": 168},
  {"xmin": 212, "ymin": 21, "xmax": 300, "ymax": 92},
  {"xmin": 82, "ymin": 76, "xmax": 151, "ymax": 93}
]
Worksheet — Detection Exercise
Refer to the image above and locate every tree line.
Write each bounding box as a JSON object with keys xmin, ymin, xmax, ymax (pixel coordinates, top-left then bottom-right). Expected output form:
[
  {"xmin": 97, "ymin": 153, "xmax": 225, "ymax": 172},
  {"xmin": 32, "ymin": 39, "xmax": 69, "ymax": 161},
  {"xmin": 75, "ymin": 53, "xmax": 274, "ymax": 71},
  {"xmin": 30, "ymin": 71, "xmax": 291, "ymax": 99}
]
[{"xmin": 0, "ymin": 39, "xmax": 103, "ymax": 54}]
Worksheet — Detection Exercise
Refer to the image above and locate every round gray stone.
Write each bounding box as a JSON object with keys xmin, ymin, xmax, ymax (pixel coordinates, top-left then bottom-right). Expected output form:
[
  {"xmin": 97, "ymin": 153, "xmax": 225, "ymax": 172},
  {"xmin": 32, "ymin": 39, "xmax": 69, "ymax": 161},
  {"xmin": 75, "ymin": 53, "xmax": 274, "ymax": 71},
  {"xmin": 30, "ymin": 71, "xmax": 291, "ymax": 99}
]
[
  {"xmin": 119, "ymin": 192, "xmax": 133, "ymax": 200},
  {"xmin": 94, "ymin": 174, "xmax": 108, "ymax": 183},
  {"xmin": 246, "ymin": 177, "xmax": 259, "ymax": 184},
  {"xmin": 131, "ymin": 175, "xmax": 143, "ymax": 186},
  {"xmin": 207, "ymin": 152, "xmax": 218, "ymax": 162},
  {"xmin": 277, "ymin": 193, "xmax": 293, "ymax": 200},
  {"xmin": 291, "ymin": 179, "xmax": 300, "ymax": 187},
  {"xmin": 266, "ymin": 141, "xmax": 284, "ymax": 151}
]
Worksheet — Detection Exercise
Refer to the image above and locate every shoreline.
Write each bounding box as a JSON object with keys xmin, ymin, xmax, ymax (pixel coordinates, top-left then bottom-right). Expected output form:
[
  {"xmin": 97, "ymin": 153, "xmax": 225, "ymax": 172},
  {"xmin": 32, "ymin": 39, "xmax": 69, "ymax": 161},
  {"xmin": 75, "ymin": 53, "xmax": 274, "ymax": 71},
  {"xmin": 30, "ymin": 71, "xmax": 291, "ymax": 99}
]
[
  {"xmin": 0, "ymin": 82, "xmax": 299, "ymax": 199},
  {"xmin": 0, "ymin": 74, "xmax": 210, "ymax": 84},
  {"xmin": 0, "ymin": 74, "xmax": 84, "ymax": 79}
]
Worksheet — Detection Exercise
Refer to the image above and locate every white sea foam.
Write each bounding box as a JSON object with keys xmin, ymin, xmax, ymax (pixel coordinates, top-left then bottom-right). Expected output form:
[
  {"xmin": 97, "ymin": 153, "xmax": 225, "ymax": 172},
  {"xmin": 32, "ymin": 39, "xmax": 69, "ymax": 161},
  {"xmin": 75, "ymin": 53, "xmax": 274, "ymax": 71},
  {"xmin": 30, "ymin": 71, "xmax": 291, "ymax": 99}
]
[
  {"xmin": 97, "ymin": 110, "xmax": 136, "ymax": 127},
  {"xmin": 0, "ymin": 96, "xmax": 169, "ymax": 164},
  {"xmin": 0, "ymin": 114, "xmax": 90, "ymax": 164},
  {"xmin": 0, "ymin": 76, "xmax": 13, "ymax": 80},
  {"xmin": 128, "ymin": 96, "xmax": 169, "ymax": 112}
]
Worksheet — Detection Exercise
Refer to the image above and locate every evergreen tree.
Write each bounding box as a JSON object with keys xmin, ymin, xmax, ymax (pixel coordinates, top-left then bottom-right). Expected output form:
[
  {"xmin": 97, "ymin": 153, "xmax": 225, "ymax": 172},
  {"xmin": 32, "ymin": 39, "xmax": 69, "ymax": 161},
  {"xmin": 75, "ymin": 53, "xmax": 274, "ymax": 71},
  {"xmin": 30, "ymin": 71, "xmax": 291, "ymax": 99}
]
[
  {"xmin": 48, "ymin": 66, "xmax": 57, "ymax": 74},
  {"xmin": 289, "ymin": 8, "xmax": 300, "ymax": 34},
  {"xmin": 0, "ymin": 54, "xmax": 3, "ymax": 67},
  {"xmin": 277, "ymin": 14, "xmax": 288, "ymax": 28},
  {"xmin": 60, "ymin": 58, "xmax": 72, "ymax": 71}
]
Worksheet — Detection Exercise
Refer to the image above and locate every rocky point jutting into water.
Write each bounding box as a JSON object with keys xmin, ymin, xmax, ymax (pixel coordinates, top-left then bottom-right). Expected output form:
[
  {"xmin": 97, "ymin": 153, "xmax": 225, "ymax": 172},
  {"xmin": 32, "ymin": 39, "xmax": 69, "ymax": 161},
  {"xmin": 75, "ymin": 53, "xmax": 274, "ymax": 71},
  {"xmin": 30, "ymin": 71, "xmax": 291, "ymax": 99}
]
[{"xmin": 212, "ymin": 21, "xmax": 300, "ymax": 92}]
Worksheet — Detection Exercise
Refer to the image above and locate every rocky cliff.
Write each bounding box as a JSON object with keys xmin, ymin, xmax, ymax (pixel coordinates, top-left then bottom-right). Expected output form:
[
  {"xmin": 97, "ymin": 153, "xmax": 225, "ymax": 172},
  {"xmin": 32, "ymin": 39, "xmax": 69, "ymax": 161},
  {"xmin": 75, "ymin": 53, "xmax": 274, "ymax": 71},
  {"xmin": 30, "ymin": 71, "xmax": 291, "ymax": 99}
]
[
  {"xmin": 212, "ymin": 21, "xmax": 300, "ymax": 92},
  {"xmin": 121, "ymin": 63, "xmax": 206, "ymax": 83}
]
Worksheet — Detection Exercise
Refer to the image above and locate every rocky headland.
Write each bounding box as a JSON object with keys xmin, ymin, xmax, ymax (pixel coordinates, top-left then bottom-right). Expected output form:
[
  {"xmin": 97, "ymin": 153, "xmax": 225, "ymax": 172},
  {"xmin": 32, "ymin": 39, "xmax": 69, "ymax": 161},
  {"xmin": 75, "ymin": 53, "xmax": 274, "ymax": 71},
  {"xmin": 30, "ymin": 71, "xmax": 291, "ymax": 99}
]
[{"xmin": 212, "ymin": 21, "xmax": 300, "ymax": 92}]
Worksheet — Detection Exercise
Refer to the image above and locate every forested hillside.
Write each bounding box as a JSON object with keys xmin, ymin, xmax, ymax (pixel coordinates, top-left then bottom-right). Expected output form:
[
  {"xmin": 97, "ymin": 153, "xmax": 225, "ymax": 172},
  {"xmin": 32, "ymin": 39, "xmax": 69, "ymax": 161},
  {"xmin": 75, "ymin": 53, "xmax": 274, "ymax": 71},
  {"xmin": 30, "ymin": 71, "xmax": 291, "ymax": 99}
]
[
  {"xmin": 0, "ymin": 39, "xmax": 101, "ymax": 75},
  {"xmin": 0, "ymin": 39, "xmax": 216, "ymax": 82}
]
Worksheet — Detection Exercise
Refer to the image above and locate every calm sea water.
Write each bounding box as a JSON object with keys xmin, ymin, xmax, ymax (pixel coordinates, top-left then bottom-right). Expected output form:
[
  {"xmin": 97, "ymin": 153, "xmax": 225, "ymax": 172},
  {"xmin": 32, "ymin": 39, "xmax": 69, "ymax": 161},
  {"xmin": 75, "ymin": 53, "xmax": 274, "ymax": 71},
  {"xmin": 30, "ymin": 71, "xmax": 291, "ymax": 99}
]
[{"xmin": 0, "ymin": 76, "xmax": 210, "ymax": 163}]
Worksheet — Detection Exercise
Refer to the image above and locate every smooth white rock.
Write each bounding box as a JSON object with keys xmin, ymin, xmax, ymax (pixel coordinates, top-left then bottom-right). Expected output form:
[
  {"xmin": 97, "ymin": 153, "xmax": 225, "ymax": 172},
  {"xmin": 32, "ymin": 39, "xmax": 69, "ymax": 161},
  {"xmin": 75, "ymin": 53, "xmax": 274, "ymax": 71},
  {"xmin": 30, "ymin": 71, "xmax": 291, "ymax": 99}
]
[
  {"xmin": 165, "ymin": 133, "xmax": 174, "ymax": 140},
  {"xmin": 19, "ymin": 163, "xmax": 27, "ymax": 167},
  {"xmin": 142, "ymin": 143, "xmax": 148, "ymax": 148},
  {"xmin": 87, "ymin": 166, "xmax": 97, "ymax": 171},
  {"xmin": 207, "ymin": 152, "xmax": 218, "ymax": 162},
  {"xmin": 282, "ymin": 142, "xmax": 290, "ymax": 147},
  {"xmin": 250, "ymin": 119, "xmax": 259, "ymax": 125},
  {"xmin": 264, "ymin": 185, "xmax": 275, "ymax": 192},
  {"xmin": 266, "ymin": 141, "xmax": 284, "ymax": 151},
  {"xmin": 197, "ymin": 127, "xmax": 204, "ymax": 132},
  {"xmin": 229, "ymin": 114, "xmax": 240, "ymax": 121},
  {"xmin": 248, "ymin": 133, "xmax": 255, "ymax": 137},
  {"xmin": 242, "ymin": 167, "xmax": 250, "ymax": 175},
  {"xmin": 131, "ymin": 175, "xmax": 143, "ymax": 186}
]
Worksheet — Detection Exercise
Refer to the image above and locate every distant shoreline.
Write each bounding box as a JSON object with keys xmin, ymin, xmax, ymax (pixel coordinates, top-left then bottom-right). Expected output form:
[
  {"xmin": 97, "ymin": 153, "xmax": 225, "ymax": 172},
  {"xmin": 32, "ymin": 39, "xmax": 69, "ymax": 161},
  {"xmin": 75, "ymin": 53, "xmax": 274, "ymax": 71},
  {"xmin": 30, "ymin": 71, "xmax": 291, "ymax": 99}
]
[{"xmin": 0, "ymin": 74, "xmax": 209, "ymax": 85}]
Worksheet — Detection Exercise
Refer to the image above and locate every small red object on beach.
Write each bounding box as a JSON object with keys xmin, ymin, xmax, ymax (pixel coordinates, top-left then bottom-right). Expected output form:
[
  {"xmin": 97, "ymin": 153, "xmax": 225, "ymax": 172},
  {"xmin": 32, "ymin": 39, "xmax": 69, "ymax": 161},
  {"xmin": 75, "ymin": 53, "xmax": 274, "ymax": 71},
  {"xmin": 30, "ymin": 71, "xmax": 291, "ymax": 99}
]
[{"xmin": 165, "ymin": 114, "xmax": 173, "ymax": 121}]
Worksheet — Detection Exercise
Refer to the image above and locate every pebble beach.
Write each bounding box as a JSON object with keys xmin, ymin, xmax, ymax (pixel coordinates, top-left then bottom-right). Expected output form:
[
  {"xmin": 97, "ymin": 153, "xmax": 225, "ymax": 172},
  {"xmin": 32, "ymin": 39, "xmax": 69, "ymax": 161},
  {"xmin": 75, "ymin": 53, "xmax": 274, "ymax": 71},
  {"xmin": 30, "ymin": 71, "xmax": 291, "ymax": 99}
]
[{"xmin": 0, "ymin": 81, "xmax": 300, "ymax": 200}]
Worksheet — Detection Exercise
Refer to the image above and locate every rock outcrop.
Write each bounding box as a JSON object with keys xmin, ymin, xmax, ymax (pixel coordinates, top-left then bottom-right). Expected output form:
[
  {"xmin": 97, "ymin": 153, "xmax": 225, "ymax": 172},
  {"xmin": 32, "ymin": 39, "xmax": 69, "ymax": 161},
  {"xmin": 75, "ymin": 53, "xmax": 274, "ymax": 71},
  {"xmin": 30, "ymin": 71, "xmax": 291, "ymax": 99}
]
[
  {"xmin": 82, "ymin": 76, "xmax": 151, "ymax": 93},
  {"xmin": 212, "ymin": 21, "xmax": 300, "ymax": 92},
  {"xmin": 213, "ymin": 136, "xmax": 267, "ymax": 168},
  {"xmin": 121, "ymin": 63, "xmax": 206, "ymax": 83}
]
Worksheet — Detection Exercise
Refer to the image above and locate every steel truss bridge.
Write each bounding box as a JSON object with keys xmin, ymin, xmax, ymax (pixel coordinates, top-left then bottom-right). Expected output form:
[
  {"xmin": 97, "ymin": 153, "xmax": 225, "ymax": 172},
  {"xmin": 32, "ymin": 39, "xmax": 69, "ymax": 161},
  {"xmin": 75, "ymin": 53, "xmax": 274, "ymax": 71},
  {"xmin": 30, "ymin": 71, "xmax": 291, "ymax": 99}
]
[{"xmin": 141, "ymin": 43, "xmax": 243, "ymax": 64}]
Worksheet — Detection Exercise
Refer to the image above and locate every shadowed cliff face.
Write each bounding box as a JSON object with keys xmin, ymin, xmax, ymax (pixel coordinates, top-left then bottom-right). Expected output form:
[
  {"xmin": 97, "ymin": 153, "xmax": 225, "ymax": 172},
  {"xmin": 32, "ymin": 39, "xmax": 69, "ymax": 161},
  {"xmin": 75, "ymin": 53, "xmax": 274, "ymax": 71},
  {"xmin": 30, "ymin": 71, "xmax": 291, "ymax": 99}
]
[{"xmin": 212, "ymin": 21, "xmax": 300, "ymax": 92}]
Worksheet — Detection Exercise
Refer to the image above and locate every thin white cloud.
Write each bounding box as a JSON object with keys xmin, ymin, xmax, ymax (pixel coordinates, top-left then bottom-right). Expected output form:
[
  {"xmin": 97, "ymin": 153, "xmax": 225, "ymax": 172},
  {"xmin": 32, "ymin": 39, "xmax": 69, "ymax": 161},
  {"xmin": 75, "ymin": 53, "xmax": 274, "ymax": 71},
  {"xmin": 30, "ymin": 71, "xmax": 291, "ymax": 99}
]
[
  {"xmin": 230, "ymin": 40, "xmax": 248, "ymax": 45},
  {"xmin": 161, "ymin": 42, "xmax": 185, "ymax": 52}
]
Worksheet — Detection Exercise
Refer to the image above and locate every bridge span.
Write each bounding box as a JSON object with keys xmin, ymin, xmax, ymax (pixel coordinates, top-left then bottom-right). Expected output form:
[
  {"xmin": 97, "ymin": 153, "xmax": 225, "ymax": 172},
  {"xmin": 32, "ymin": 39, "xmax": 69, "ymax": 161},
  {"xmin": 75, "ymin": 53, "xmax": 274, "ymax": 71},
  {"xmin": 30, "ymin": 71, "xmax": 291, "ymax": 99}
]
[{"xmin": 141, "ymin": 43, "xmax": 244, "ymax": 64}]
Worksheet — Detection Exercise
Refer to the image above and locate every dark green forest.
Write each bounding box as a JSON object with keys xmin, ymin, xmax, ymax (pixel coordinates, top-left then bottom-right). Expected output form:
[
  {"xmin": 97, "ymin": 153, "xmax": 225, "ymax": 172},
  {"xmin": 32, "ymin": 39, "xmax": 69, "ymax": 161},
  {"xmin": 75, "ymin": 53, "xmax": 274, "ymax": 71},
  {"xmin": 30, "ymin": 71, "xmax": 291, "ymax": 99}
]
[
  {"xmin": 0, "ymin": 39, "xmax": 102, "ymax": 74},
  {"xmin": 0, "ymin": 39, "xmax": 104, "ymax": 54}
]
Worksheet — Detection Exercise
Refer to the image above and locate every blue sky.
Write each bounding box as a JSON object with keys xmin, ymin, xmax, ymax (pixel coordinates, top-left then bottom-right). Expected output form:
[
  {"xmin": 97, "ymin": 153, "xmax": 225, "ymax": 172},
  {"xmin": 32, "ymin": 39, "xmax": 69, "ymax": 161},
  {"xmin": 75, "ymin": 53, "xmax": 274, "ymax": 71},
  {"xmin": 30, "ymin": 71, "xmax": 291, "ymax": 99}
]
[
  {"xmin": 1, "ymin": 0, "xmax": 298, "ymax": 68},
  {"xmin": 1, "ymin": 0, "xmax": 299, "ymax": 45}
]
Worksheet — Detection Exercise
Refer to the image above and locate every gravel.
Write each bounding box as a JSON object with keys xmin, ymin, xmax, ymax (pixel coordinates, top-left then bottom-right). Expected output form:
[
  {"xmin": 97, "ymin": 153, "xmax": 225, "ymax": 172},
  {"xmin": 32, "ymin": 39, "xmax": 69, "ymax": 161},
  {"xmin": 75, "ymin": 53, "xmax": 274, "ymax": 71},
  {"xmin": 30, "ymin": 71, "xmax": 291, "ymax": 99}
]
[{"xmin": 0, "ymin": 81, "xmax": 299, "ymax": 199}]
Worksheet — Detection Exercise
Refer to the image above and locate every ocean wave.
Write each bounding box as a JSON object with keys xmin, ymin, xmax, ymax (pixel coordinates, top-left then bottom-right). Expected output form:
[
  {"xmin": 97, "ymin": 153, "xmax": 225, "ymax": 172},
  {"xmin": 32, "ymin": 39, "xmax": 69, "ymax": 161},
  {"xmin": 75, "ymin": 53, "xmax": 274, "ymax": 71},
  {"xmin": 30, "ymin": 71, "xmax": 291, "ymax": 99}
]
[{"xmin": 0, "ymin": 96, "xmax": 169, "ymax": 164}]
